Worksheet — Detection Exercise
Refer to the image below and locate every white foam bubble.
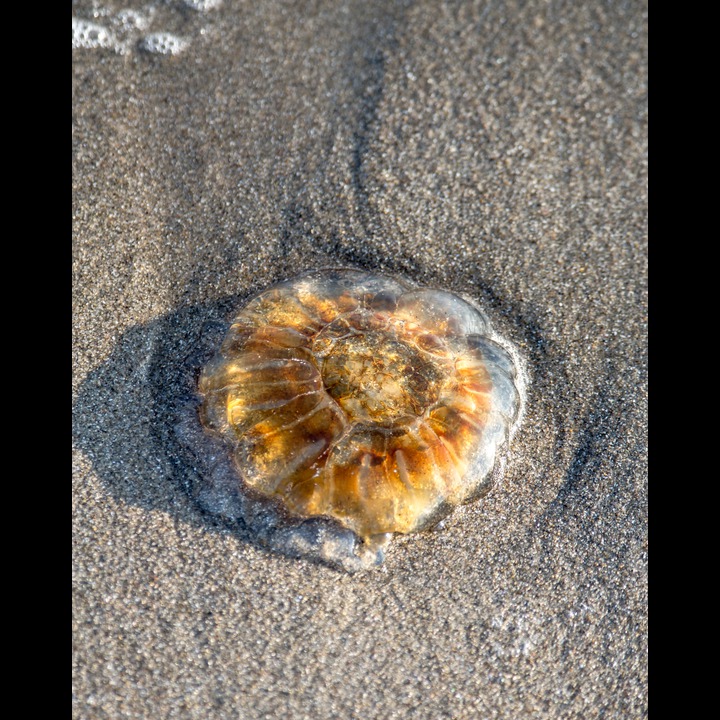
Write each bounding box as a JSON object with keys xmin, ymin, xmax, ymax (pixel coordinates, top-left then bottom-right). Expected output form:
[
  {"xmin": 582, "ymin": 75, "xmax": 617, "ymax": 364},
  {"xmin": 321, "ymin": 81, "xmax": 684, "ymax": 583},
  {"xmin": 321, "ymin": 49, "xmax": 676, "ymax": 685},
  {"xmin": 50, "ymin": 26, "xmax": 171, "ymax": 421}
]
[
  {"xmin": 116, "ymin": 9, "xmax": 152, "ymax": 32},
  {"xmin": 138, "ymin": 32, "xmax": 189, "ymax": 55},
  {"xmin": 73, "ymin": 1, "xmax": 216, "ymax": 55},
  {"xmin": 72, "ymin": 18, "xmax": 116, "ymax": 50},
  {"xmin": 182, "ymin": 0, "xmax": 223, "ymax": 10}
]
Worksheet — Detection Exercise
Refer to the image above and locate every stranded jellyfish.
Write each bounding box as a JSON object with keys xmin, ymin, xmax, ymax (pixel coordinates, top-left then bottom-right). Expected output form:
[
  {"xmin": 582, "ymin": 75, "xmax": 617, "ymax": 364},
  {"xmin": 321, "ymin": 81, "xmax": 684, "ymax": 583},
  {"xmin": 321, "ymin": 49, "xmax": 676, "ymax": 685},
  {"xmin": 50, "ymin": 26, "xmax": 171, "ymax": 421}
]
[{"xmin": 189, "ymin": 268, "xmax": 524, "ymax": 569}]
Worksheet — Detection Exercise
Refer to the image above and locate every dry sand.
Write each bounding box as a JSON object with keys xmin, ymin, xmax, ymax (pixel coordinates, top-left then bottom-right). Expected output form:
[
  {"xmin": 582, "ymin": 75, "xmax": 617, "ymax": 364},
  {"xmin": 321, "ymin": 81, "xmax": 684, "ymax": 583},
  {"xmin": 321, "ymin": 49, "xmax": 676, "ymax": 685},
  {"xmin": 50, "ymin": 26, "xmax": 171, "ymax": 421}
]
[{"xmin": 72, "ymin": 1, "xmax": 648, "ymax": 717}]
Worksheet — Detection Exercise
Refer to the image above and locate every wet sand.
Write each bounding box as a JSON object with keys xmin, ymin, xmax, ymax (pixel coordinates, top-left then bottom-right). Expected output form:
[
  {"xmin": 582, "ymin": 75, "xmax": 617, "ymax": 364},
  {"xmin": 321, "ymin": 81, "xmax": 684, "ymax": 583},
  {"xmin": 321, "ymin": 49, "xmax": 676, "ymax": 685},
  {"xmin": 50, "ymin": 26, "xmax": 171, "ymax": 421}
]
[{"xmin": 72, "ymin": 1, "xmax": 647, "ymax": 718}]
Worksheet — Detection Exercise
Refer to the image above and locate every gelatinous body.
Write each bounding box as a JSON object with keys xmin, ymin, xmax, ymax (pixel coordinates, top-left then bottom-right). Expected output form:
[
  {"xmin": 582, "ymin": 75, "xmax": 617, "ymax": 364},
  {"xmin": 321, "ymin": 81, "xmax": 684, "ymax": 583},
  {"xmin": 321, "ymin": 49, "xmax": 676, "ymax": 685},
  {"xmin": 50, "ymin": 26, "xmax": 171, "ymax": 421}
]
[{"xmin": 197, "ymin": 269, "xmax": 523, "ymax": 546}]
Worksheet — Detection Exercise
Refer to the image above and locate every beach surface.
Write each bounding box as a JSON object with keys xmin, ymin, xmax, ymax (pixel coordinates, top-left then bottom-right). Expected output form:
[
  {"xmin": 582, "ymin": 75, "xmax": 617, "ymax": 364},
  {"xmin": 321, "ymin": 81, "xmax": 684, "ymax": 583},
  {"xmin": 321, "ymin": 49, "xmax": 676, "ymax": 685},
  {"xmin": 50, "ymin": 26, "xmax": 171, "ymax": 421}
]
[{"xmin": 72, "ymin": 1, "xmax": 648, "ymax": 717}]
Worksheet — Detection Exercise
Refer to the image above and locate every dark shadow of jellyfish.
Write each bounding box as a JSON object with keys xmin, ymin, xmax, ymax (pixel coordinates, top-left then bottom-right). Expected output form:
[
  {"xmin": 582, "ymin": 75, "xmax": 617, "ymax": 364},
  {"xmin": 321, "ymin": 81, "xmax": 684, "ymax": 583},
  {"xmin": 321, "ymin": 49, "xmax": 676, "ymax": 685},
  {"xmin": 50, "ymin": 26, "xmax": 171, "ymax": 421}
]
[{"xmin": 72, "ymin": 299, "xmax": 232, "ymax": 528}]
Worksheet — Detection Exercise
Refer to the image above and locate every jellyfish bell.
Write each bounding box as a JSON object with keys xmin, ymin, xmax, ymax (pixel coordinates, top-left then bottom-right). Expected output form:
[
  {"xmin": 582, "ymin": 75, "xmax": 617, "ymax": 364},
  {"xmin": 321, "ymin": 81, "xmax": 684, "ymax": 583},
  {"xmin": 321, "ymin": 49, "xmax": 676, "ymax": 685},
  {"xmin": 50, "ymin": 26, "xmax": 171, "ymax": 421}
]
[{"xmin": 178, "ymin": 268, "xmax": 526, "ymax": 571}]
